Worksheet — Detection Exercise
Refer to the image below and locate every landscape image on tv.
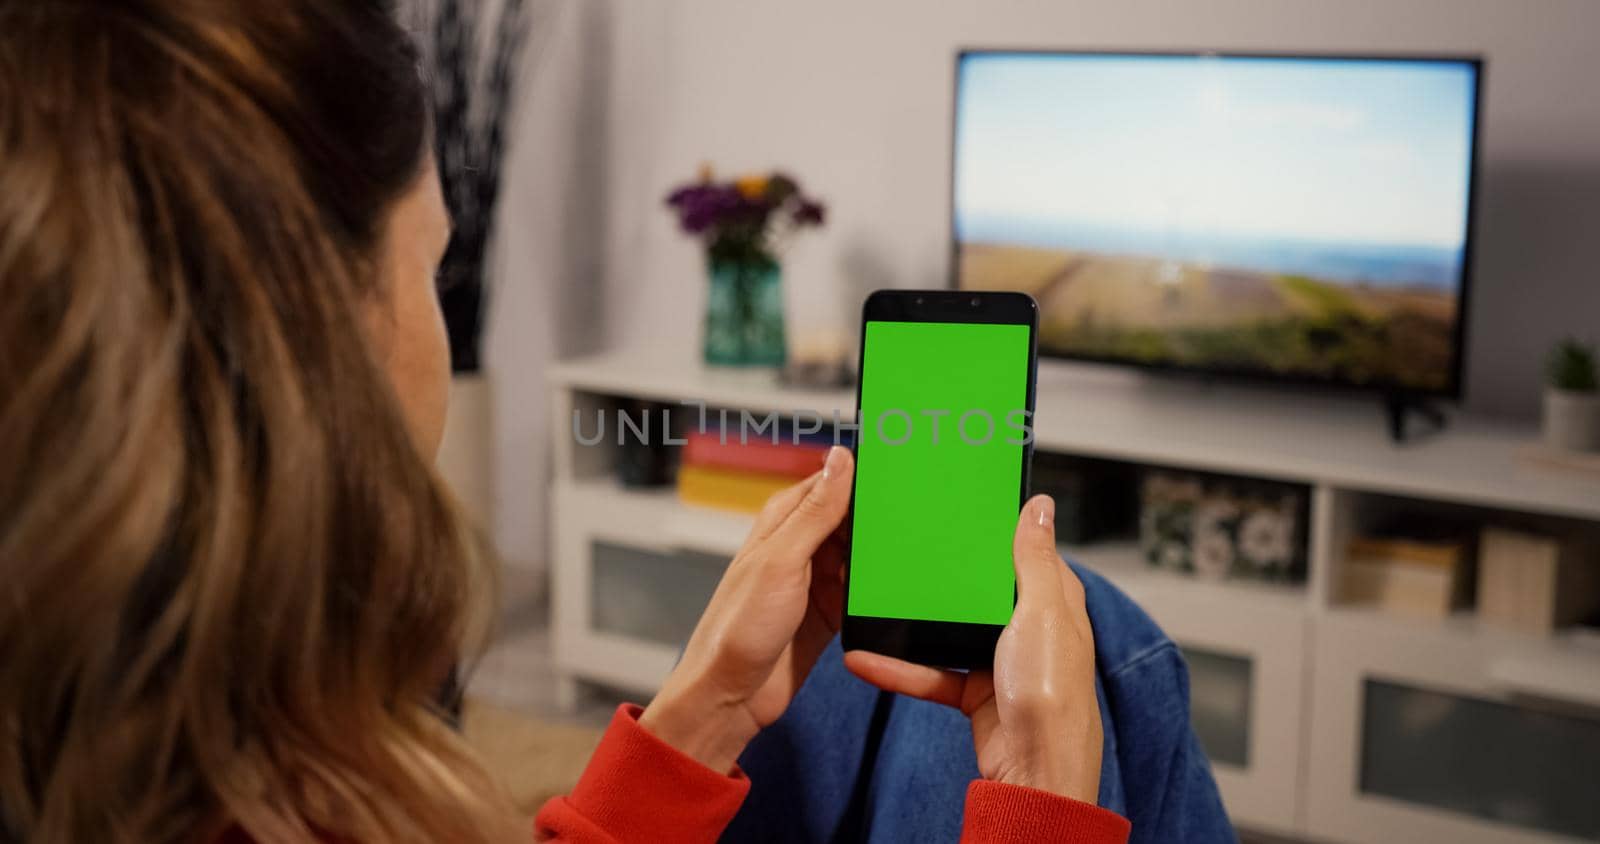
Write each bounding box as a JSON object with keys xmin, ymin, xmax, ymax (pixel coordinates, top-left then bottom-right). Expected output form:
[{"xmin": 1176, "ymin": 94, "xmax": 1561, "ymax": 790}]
[{"xmin": 954, "ymin": 53, "xmax": 1478, "ymax": 392}]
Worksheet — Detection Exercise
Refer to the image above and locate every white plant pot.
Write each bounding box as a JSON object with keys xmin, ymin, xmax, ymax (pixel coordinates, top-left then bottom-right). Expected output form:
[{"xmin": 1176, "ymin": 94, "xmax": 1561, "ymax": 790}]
[
  {"xmin": 436, "ymin": 373, "xmax": 496, "ymax": 530},
  {"xmin": 1543, "ymin": 387, "xmax": 1600, "ymax": 453}
]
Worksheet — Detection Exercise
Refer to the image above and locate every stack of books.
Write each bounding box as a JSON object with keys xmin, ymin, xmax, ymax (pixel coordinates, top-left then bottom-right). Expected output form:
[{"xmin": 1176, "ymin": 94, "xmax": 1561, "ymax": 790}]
[{"xmin": 677, "ymin": 430, "xmax": 833, "ymax": 513}]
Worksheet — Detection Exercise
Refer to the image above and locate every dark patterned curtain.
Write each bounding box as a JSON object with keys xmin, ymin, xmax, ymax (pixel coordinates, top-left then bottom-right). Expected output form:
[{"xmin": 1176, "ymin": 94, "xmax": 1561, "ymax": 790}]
[{"xmin": 416, "ymin": 0, "xmax": 535, "ymax": 373}]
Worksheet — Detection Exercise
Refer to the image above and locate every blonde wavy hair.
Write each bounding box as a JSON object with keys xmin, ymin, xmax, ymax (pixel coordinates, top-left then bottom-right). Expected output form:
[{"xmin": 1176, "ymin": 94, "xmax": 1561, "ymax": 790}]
[{"xmin": 0, "ymin": 1, "xmax": 515, "ymax": 841}]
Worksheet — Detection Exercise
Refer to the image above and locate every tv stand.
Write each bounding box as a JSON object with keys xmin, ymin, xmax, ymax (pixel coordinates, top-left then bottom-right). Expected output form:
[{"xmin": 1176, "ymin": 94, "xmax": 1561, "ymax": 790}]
[
  {"xmin": 1383, "ymin": 394, "xmax": 1447, "ymax": 444},
  {"xmin": 544, "ymin": 351, "xmax": 1600, "ymax": 843}
]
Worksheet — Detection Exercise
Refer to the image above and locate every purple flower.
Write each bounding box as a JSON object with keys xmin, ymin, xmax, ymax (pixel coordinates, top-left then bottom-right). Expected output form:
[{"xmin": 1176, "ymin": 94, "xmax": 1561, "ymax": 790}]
[
  {"xmin": 664, "ymin": 169, "xmax": 826, "ymax": 254},
  {"xmin": 665, "ymin": 184, "xmax": 745, "ymax": 234}
]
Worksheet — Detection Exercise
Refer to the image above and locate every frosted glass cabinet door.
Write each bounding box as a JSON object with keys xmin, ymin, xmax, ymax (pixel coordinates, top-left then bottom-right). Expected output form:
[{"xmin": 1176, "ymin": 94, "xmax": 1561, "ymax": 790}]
[
  {"xmin": 1361, "ymin": 680, "xmax": 1600, "ymax": 840},
  {"xmin": 590, "ymin": 541, "xmax": 724, "ymax": 646},
  {"xmin": 1182, "ymin": 646, "xmax": 1254, "ymax": 768},
  {"xmin": 1308, "ymin": 609, "xmax": 1600, "ymax": 844}
]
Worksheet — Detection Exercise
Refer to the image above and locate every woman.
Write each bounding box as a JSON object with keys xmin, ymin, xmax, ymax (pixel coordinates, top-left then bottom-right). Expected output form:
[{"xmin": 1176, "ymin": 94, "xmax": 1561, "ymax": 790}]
[{"xmin": 0, "ymin": 1, "xmax": 1127, "ymax": 842}]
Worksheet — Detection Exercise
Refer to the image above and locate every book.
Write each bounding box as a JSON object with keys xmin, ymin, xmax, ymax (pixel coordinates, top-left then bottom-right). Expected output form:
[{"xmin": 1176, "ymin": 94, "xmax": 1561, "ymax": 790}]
[
  {"xmin": 681, "ymin": 430, "xmax": 828, "ymax": 479},
  {"xmin": 677, "ymin": 465, "xmax": 796, "ymax": 514}
]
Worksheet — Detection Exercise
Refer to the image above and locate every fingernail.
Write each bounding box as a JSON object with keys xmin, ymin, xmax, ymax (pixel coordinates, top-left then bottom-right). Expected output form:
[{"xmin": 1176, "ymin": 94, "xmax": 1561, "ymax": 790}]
[
  {"xmin": 1036, "ymin": 495, "xmax": 1054, "ymax": 527},
  {"xmin": 823, "ymin": 446, "xmax": 846, "ymax": 480}
]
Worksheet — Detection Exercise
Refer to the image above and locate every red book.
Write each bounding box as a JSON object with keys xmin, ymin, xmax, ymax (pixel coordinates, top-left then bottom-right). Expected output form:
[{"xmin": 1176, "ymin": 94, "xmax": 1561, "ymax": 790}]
[{"xmin": 681, "ymin": 431, "xmax": 828, "ymax": 479}]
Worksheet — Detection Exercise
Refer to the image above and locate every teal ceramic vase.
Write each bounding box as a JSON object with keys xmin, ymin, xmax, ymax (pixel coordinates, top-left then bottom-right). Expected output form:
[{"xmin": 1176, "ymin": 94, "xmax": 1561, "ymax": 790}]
[{"xmin": 703, "ymin": 254, "xmax": 786, "ymax": 367}]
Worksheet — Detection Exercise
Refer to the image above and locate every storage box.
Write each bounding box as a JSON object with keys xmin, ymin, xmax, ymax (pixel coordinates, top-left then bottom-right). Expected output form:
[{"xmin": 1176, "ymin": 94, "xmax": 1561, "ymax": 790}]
[
  {"xmin": 1478, "ymin": 527, "xmax": 1600, "ymax": 634},
  {"xmin": 1340, "ymin": 536, "xmax": 1471, "ymax": 619}
]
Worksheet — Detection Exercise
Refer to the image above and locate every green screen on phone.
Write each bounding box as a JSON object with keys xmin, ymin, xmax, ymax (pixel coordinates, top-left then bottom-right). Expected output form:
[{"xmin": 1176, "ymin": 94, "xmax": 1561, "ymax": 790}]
[{"xmin": 848, "ymin": 320, "xmax": 1032, "ymax": 626}]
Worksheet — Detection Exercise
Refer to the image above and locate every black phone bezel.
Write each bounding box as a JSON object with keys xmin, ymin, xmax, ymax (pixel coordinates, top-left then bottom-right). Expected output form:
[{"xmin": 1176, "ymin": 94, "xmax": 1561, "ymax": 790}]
[{"xmin": 840, "ymin": 289, "xmax": 1040, "ymax": 670}]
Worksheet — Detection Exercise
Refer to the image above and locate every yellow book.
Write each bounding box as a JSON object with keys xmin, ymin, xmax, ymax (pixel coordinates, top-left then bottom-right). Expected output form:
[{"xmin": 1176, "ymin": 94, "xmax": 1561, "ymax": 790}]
[{"xmin": 677, "ymin": 465, "xmax": 794, "ymax": 514}]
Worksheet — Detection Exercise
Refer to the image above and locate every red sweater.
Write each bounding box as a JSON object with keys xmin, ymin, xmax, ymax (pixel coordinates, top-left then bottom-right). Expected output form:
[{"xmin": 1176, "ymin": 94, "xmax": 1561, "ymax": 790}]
[{"xmin": 534, "ymin": 705, "xmax": 1131, "ymax": 843}]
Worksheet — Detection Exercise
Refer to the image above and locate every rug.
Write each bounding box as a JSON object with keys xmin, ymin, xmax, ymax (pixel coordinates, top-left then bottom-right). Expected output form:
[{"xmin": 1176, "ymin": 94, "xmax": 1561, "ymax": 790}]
[{"xmin": 462, "ymin": 700, "xmax": 605, "ymax": 815}]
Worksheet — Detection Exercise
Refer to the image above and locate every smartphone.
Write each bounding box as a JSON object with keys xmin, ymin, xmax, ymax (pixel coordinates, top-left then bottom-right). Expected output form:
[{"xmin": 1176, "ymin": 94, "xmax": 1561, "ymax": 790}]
[{"xmin": 841, "ymin": 290, "xmax": 1039, "ymax": 669}]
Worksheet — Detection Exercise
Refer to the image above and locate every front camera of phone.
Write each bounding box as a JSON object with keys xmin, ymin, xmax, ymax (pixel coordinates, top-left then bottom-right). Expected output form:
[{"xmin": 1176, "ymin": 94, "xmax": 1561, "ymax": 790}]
[
  {"xmin": 915, "ymin": 297, "xmax": 924, "ymax": 306},
  {"xmin": 970, "ymin": 297, "xmax": 980, "ymax": 307}
]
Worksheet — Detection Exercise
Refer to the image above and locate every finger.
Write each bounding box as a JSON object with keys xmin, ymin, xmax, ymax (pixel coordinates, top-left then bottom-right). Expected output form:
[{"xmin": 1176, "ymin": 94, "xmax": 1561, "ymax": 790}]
[
  {"xmin": 1056, "ymin": 560, "xmax": 1094, "ymax": 640},
  {"xmin": 843, "ymin": 650, "xmax": 967, "ymax": 709},
  {"xmin": 810, "ymin": 570, "xmax": 843, "ymax": 632},
  {"xmin": 829, "ymin": 516, "xmax": 853, "ymax": 554},
  {"xmin": 791, "ymin": 534, "xmax": 853, "ymax": 668},
  {"xmin": 963, "ymin": 670, "xmax": 999, "ymax": 720},
  {"xmin": 750, "ymin": 471, "xmax": 820, "ymax": 540},
  {"xmin": 1056, "ymin": 555, "xmax": 1088, "ymax": 612},
  {"xmin": 1012, "ymin": 495, "xmax": 1063, "ymax": 609},
  {"xmin": 786, "ymin": 599, "xmax": 840, "ymax": 687},
  {"xmin": 813, "ymin": 537, "xmax": 848, "ymax": 625},
  {"xmin": 768, "ymin": 447, "xmax": 853, "ymax": 553},
  {"xmin": 814, "ymin": 529, "xmax": 847, "ymax": 574},
  {"xmin": 766, "ymin": 605, "xmax": 836, "ymax": 707}
]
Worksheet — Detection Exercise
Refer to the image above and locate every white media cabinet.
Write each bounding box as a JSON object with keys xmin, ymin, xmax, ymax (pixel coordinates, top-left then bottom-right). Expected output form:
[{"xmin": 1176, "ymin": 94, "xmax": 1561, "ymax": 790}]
[{"xmin": 548, "ymin": 351, "xmax": 1600, "ymax": 844}]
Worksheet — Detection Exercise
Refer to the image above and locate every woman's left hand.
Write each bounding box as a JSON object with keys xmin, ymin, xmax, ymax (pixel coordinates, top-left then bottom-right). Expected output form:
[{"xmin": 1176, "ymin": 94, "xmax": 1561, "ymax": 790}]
[{"xmin": 639, "ymin": 445, "xmax": 854, "ymax": 772}]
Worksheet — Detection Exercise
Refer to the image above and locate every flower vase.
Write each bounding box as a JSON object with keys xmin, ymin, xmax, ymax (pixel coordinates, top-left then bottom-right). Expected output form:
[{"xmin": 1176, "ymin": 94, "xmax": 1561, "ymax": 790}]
[{"xmin": 703, "ymin": 255, "xmax": 786, "ymax": 367}]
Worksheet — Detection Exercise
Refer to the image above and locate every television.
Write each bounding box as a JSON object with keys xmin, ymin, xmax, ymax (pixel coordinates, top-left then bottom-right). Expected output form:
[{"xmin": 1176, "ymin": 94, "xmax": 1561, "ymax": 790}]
[{"xmin": 952, "ymin": 50, "xmax": 1482, "ymax": 398}]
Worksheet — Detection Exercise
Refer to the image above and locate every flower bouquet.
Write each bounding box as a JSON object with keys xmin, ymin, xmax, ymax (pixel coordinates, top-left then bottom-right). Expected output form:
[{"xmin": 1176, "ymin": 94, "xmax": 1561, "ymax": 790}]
[
  {"xmin": 1139, "ymin": 470, "xmax": 1307, "ymax": 583},
  {"xmin": 665, "ymin": 168, "xmax": 825, "ymax": 367}
]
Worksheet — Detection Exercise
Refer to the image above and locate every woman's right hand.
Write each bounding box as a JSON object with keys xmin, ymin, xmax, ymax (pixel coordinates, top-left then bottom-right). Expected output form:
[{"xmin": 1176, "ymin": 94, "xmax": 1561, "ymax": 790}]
[{"xmin": 844, "ymin": 494, "xmax": 1103, "ymax": 803}]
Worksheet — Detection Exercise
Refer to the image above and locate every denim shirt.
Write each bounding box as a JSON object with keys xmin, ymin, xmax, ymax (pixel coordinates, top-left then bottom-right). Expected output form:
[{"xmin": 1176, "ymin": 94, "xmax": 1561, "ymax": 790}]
[{"xmin": 724, "ymin": 562, "xmax": 1238, "ymax": 843}]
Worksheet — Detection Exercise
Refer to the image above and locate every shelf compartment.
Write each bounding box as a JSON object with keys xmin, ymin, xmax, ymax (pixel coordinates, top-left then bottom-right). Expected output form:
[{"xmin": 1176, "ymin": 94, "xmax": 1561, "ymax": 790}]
[{"xmin": 590, "ymin": 541, "xmax": 724, "ymax": 646}]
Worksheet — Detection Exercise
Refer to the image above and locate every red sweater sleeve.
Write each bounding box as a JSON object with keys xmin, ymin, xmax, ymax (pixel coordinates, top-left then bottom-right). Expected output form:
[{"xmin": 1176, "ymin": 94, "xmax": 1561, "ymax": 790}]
[
  {"xmin": 961, "ymin": 780, "xmax": 1131, "ymax": 843},
  {"xmin": 533, "ymin": 704, "xmax": 749, "ymax": 842},
  {"xmin": 534, "ymin": 703, "xmax": 1130, "ymax": 844}
]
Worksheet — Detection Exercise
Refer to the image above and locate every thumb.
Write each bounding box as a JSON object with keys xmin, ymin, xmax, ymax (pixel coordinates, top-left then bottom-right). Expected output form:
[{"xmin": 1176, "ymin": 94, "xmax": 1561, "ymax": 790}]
[
  {"xmin": 769, "ymin": 446, "xmax": 854, "ymax": 553},
  {"xmin": 1012, "ymin": 494, "xmax": 1061, "ymax": 608}
]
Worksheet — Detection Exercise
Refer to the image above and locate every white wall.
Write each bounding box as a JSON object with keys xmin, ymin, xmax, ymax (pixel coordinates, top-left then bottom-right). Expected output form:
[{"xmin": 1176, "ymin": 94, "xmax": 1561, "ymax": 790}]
[
  {"xmin": 583, "ymin": 0, "xmax": 1600, "ymax": 420},
  {"xmin": 482, "ymin": 0, "xmax": 611, "ymax": 579}
]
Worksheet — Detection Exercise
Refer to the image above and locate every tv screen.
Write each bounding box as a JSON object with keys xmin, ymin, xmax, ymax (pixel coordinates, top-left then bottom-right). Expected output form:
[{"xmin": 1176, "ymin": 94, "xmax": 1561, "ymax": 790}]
[{"xmin": 953, "ymin": 51, "xmax": 1481, "ymax": 396}]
